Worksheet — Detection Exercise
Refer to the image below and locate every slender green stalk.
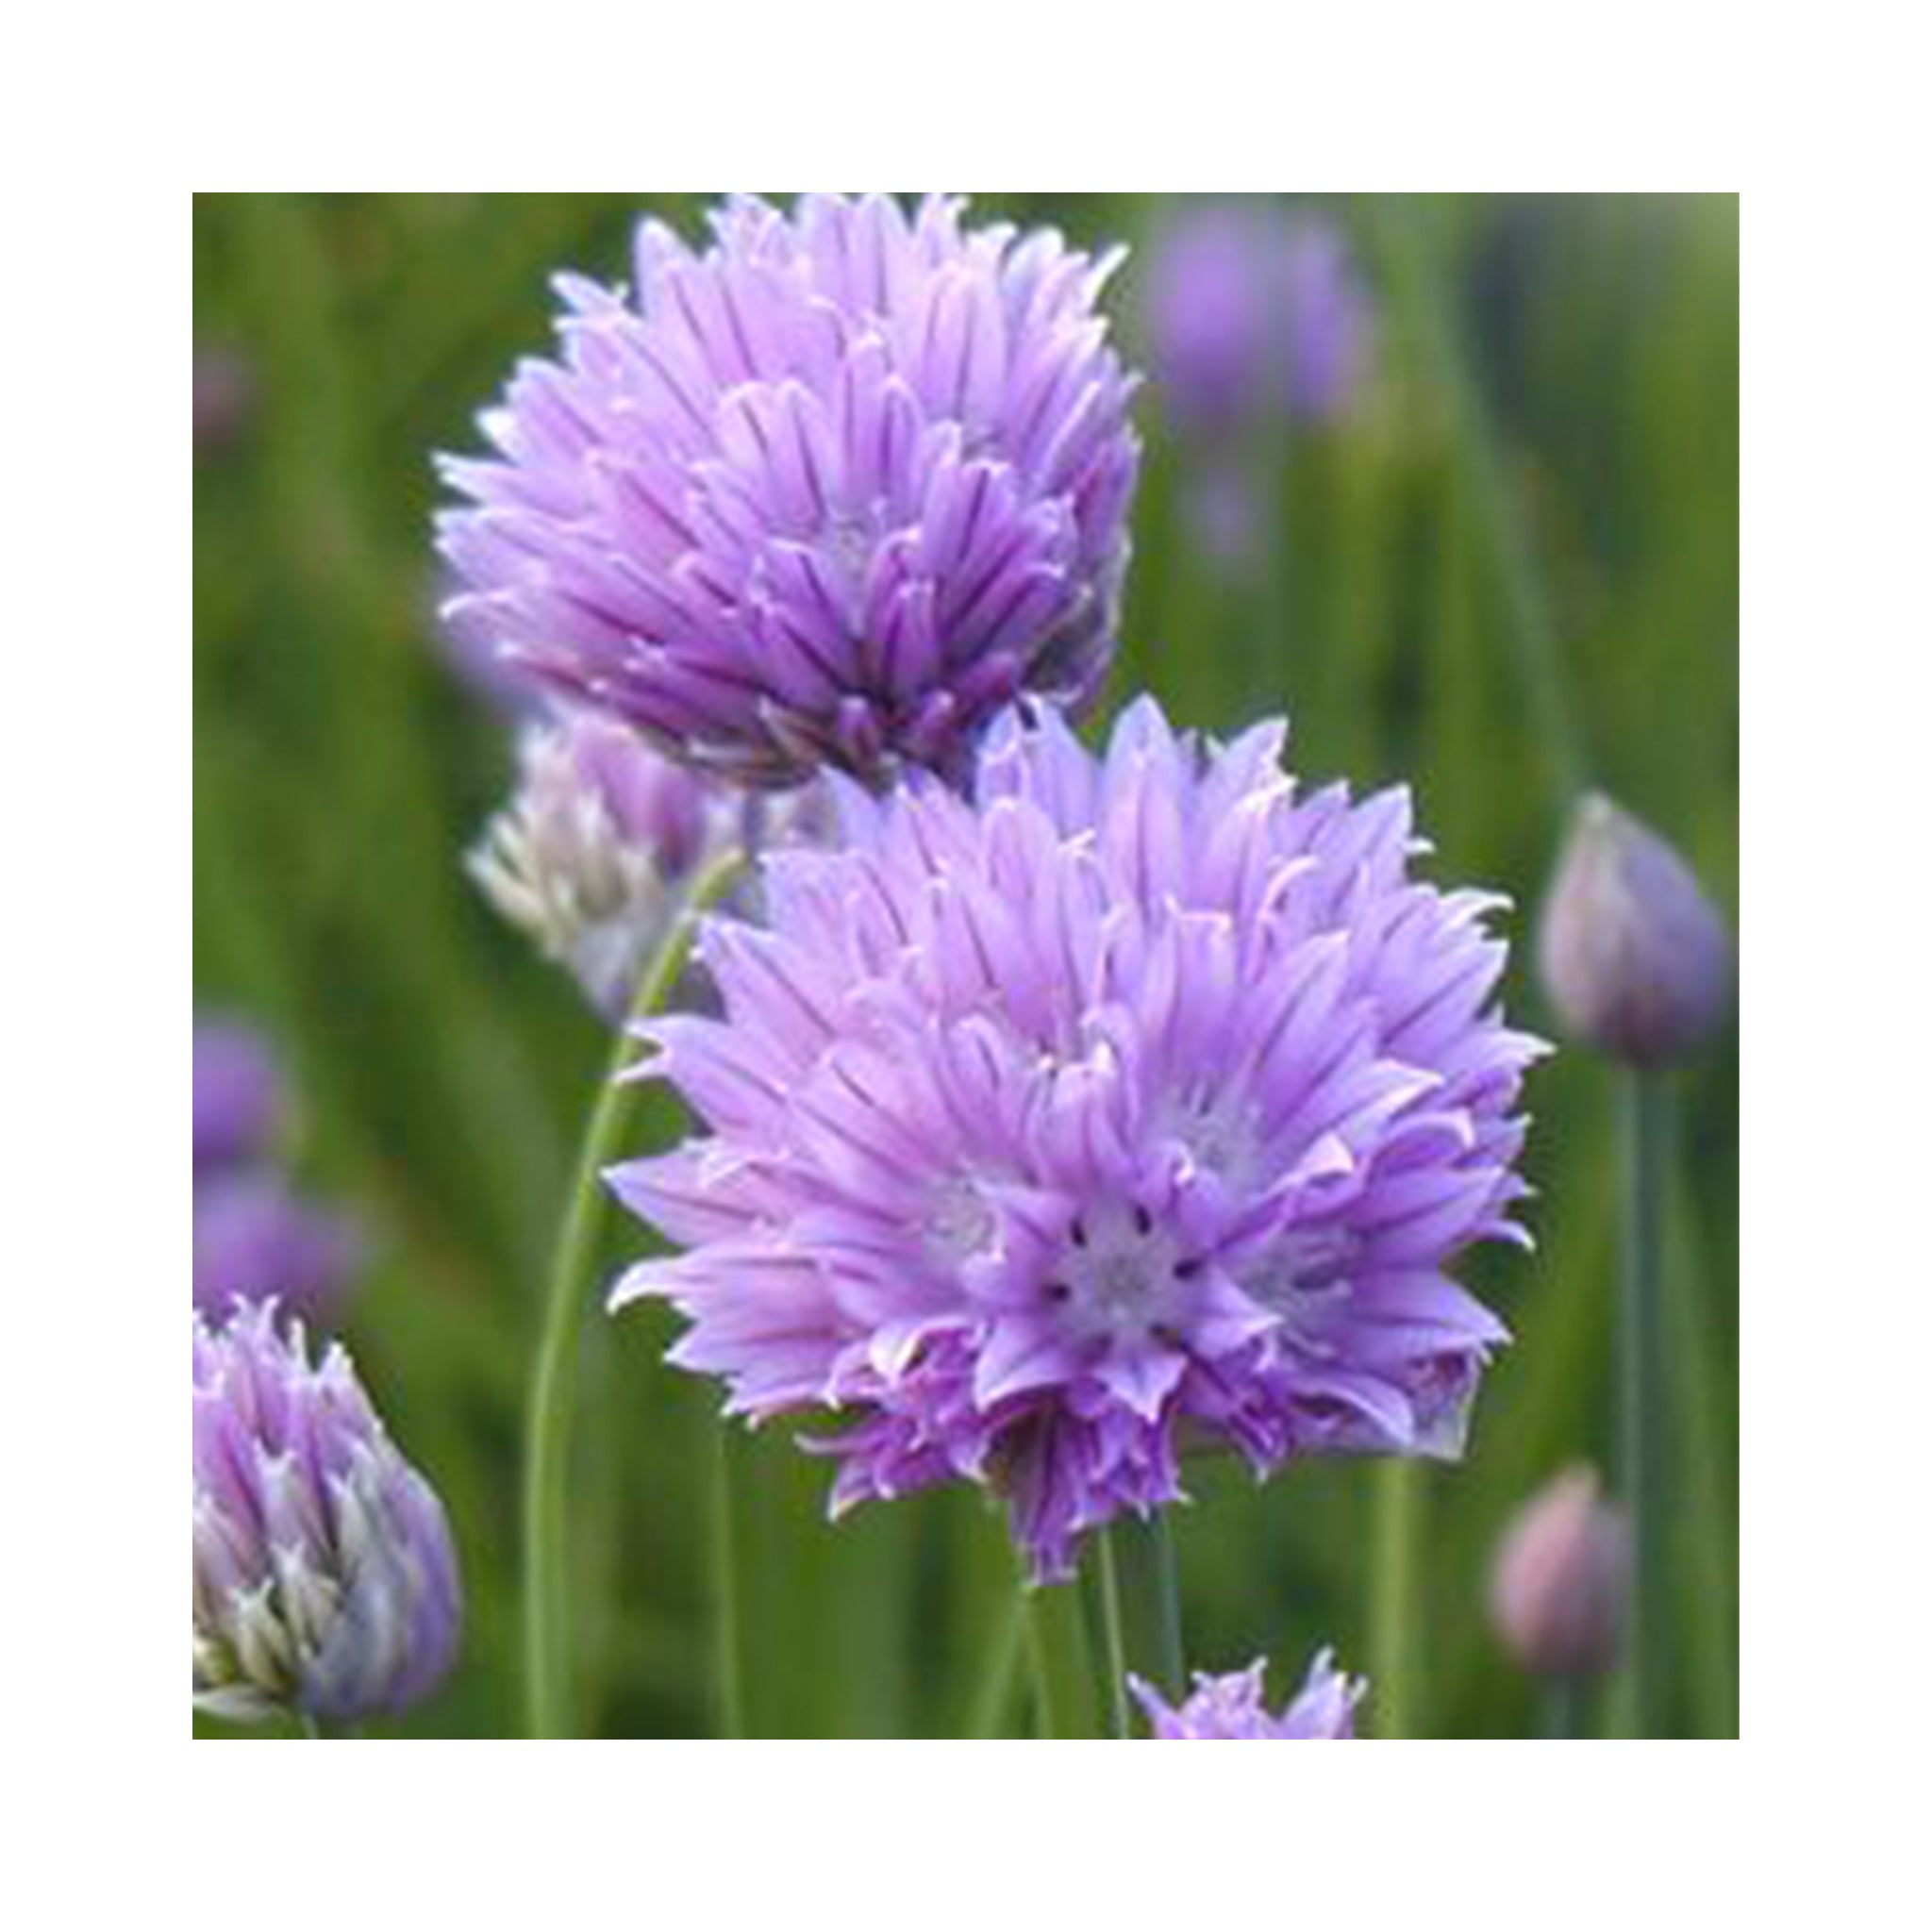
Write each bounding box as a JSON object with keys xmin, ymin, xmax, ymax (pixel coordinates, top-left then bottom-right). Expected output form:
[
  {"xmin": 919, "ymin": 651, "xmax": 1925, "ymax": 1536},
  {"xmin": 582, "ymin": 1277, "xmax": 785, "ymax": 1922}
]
[
  {"xmin": 1091, "ymin": 1530, "xmax": 1132, "ymax": 1738},
  {"xmin": 521, "ymin": 850, "xmax": 743, "ymax": 1739},
  {"xmin": 1541, "ymin": 1676, "xmax": 1584, "ymax": 1741},
  {"xmin": 709, "ymin": 1421, "xmax": 747, "ymax": 1738},
  {"xmin": 1618, "ymin": 1072, "xmax": 1670, "ymax": 1735},
  {"xmin": 1370, "ymin": 1459, "xmax": 1423, "ymax": 1738},
  {"xmin": 1357, "ymin": 195, "xmax": 1588, "ymax": 804},
  {"xmin": 1024, "ymin": 1578, "xmax": 1101, "ymax": 1740},
  {"xmin": 1664, "ymin": 1174, "xmax": 1740, "ymax": 1736},
  {"xmin": 1353, "ymin": 197, "xmax": 1588, "ymax": 1749},
  {"xmin": 1253, "ymin": 433, "xmax": 1294, "ymax": 717},
  {"xmin": 1113, "ymin": 1512, "xmax": 1185, "ymax": 1701},
  {"xmin": 968, "ymin": 1592, "xmax": 1028, "ymax": 1740},
  {"xmin": 298, "ymin": 1713, "xmax": 324, "ymax": 1740}
]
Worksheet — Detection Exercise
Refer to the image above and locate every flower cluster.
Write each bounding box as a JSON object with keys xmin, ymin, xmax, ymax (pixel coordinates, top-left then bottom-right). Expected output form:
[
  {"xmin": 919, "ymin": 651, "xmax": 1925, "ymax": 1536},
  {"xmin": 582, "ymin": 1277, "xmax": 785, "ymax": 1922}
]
[
  {"xmin": 611, "ymin": 695, "xmax": 1540, "ymax": 1579},
  {"xmin": 193, "ymin": 1303, "xmax": 461, "ymax": 1723},
  {"xmin": 181, "ymin": 193, "xmax": 1561, "ymax": 1740},
  {"xmin": 193, "ymin": 1017, "xmax": 358, "ymax": 1323},
  {"xmin": 439, "ymin": 193, "xmax": 1141, "ymax": 789},
  {"xmin": 1132, "ymin": 1650, "xmax": 1363, "ymax": 1739}
]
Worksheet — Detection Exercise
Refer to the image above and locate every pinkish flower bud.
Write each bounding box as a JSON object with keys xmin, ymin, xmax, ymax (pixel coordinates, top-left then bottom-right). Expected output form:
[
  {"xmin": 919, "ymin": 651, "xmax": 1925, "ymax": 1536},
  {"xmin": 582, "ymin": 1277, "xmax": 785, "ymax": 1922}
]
[
  {"xmin": 1538, "ymin": 793, "xmax": 1732, "ymax": 1067},
  {"xmin": 1490, "ymin": 1465, "xmax": 1631, "ymax": 1679},
  {"xmin": 193, "ymin": 346, "xmax": 254, "ymax": 454}
]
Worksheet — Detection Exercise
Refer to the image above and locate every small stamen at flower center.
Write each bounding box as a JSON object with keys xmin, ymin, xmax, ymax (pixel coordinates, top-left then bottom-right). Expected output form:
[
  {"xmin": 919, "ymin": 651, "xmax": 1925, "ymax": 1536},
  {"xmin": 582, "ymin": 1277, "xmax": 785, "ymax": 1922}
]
[
  {"xmin": 1057, "ymin": 1204, "xmax": 1191, "ymax": 1340},
  {"xmin": 1167, "ymin": 1088, "xmax": 1262, "ymax": 1190},
  {"xmin": 926, "ymin": 1179, "xmax": 998, "ymax": 1265},
  {"xmin": 1239, "ymin": 1225, "xmax": 1357, "ymax": 1341}
]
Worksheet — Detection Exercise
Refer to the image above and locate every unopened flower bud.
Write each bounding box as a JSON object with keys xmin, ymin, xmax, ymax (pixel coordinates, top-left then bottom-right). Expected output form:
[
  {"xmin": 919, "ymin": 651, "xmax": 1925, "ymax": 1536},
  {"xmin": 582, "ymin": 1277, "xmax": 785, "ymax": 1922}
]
[
  {"xmin": 1538, "ymin": 793, "xmax": 1733, "ymax": 1067},
  {"xmin": 193, "ymin": 346, "xmax": 253, "ymax": 454},
  {"xmin": 470, "ymin": 713, "xmax": 734, "ymax": 1018},
  {"xmin": 192, "ymin": 1304, "xmax": 461, "ymax": 1724},
  {"xmin": 1490, "ymin": 1465, "xmax": 1631, "ymax": 1680}
]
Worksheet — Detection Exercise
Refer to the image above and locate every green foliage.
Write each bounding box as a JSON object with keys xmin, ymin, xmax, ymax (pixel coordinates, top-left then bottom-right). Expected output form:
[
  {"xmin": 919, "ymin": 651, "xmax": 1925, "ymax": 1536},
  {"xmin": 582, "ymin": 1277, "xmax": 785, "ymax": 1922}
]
[{"xmin": 193, "ymin": 192, "xmax": 1739, "ymax": 1738}]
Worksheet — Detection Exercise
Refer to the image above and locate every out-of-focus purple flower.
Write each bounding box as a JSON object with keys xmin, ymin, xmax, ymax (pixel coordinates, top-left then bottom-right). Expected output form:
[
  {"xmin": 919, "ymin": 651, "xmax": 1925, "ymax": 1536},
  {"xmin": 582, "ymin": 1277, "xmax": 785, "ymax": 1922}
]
[
  {"xmin": 192, "ymin": 1303, "xmax": 462, "ymax": 1723},
  {"xmin": 470, "ymin": 709, "xmax": 783, "ymax": 1017},
  {"xmin": 193, "ymin": 1017, "xmax": 285, "ymax": 1176},
  {"xmin": 1183, "ymin": 463, "xmax": 1264, "ymax": 567},
  {"xmin": 1143, "ymin": 201, "xmax": 1371, "ymax": 438},
  {"xmin": 438, "ymin": 194, "xmax": 1141, "ymax": 789},
  {"xmin": 192, "ymin": 1010, "xmax": 363, "ymax": 1320},
  {"xmin": 193, "ymin": 346, "xmax": 254, "ymax": 453},
  {"xmin": 1132, "ymin": 1650, "xmax": 1364, "ymax": 1739},
  {"xmin": 1538, "ymin": 793, "xmax": 1733, "ymax": 1068},
  {"xmin": 1143, "ymin": 206, "xmax": 1283, "ymax": 438},
  {"xmin": 609, "ymin": 695, "xmax": 1541, "ymax": 1581},
  {"xmin": 1490, "ymin": 1464, "xmax": 1631, "ymax": 1680},
  {"xmin": 193, "ymin": 1172, "xmax": 360, "ymax": 1324},
  {"xmin": 1279, "ymin": 219, "xmax": 1372, "ymax": 421}
]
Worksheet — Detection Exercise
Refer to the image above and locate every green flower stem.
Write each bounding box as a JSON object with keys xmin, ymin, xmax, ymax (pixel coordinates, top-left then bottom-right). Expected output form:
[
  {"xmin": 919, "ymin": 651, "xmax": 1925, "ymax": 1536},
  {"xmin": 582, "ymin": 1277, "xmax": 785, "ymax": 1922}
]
[
  {"xmin": 1330, "ymin": 197, "xmax": 1628, "ymax": 1748},
  {"xmin": 521, "ymin": 849, "xmax": 744, "ymax": 1740},
  {"xmin": 1113, "ymin": 1512, "xmax": 1185, "ymax": 1703},
  {"xmin": 968, "ymin": 1592, "xmax": 1028, "ymax": 1740},
  {"xmin": 1370, "ymin": 1458, "xmax": 1423, "ymax": 1738},
  {"xmin": 1091, "ymin": 1530, "xmax": 1132, "ymax": 1738},
  {"xmin": 1024, "ymin": 1575, "xmax": 1101, "ymax": 1740},
  {"xmin": 1663, "ymin": 1179, "xmax": 1740, "ymax": 1736},
  {"xmin": 1618, "ymin": 1072, "xmax": 1670, "ymax": 1735},
  {"xmin": 1357, "ymin": 194, "xmax": 1588, "ymax": 805},
  {"xmin": 1355, "ymin": 195, "xmax": 1588, "ymax": 1750},
  {"xmin": 1542, "ymin": 1676, "xmax": 1585, "ymax": 1741},
  {"xmin": 708, "ymin": 1420, "xmax": 748, "ymax": 1738},
  {"xmin": 1253, "ymin": 433, "xmax": 1294, "ymax": 717}
]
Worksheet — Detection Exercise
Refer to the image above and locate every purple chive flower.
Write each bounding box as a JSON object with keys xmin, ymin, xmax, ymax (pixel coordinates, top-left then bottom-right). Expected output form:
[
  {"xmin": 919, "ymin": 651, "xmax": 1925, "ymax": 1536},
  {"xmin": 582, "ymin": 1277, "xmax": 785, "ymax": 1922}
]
[
  {"xmin": 1143, "ymin": 201, "xmax": 1371, "ymax": 439},
  {"xmin": 1132, "ymin": 1650, "xmax": 1364, "ymax": 1739},
  {"xmin": 193, "ymin": 1303, "xmax": 461, "ymax": 1723},
  {"xmin": 193, "ymin": 1171, "xmax": 361, "ymax": 1324},
  {"xmin": 438, "ymin": 193, "xmax": 1141, "ymax": 788},
  {"xmin": 1143, "ymin": 206, "xmax": 1283, "ymax": 438},
  {"xmin": 193, "ymin": 1017, "xmax": 286, "ymax": 1176},
  {"xmin": 1538, "ymin": 793, "xmax": 1733, "ymax": 1068},
  {"xmin": 609, "ymin": 695, "xmax": 1541, "ymax": 1581},
  {"xmin": 1490, "ymin": 1465, "xmax": 1631, "ymax": 1680}
]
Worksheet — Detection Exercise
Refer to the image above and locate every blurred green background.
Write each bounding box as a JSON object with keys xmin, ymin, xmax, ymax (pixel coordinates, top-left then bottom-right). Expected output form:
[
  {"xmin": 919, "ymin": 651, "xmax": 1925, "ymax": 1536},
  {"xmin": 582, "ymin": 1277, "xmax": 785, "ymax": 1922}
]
[{"xmin": 192, "ymin": 192, "xmax": 1739, "ymax": 1738}]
